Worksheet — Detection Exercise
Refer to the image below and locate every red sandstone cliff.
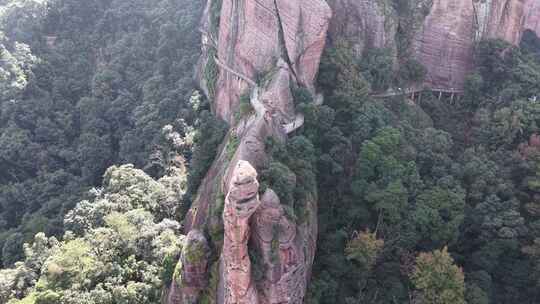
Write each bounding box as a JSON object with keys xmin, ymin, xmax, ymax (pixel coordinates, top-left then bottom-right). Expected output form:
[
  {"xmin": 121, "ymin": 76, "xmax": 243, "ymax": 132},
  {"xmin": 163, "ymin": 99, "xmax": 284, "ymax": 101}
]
[
  {"xmin": 169, "ymin": 0, "xmax": 330, "ymax": 303},
  {"xmin": 328, "ymin": 0, "xmax": 540, "ymax": 90},
  {"xmin": 212, "ymin": 0, "xmax": 331, "ymax": 124},
  {"xmin": 169, "ymin": 1, "xmax": 540, "ymax": 303}
]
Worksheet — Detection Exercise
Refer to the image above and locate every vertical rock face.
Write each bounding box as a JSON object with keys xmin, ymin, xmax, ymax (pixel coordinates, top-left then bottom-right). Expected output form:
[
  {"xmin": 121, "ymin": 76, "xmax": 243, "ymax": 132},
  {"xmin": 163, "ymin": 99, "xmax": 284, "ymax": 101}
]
[
  {"xmin": 327, "ymin": 0, "xmax": 540, "ymax": 91},
  {"xmin": 413, "ymin": 0, "xmax": 476, "ymax": 89},
  {"xmin": 221, "ymin": 161, "xmax": 316, "ymax": 304},
  {"xmin": 482, "ymin": 0, "xmax": 527, "ymax": 44},
  {"xmin": 328, "ymin": 0, "xmax": 398, "ymax": 56},
  {"xmin": 275, "ymin": 0, "xmax": 335, "ymax": 90},
  {"xmin": 214, "ymin": 0, "xmax": 278, "ymax": 123},
  {"xmin": 251, "ymin": 189, "xmax": 315, "ymax": 304},
  {"xmin": 213, "ymin": 0, "xmax": 331, "ymax": 123},
  {"xmin": 172, "ymin": 1, "xmax": 330, "ymax": 303},
  {"xmin": 524, "ymin": 0, "xmax": 540, "ymax": 37}
]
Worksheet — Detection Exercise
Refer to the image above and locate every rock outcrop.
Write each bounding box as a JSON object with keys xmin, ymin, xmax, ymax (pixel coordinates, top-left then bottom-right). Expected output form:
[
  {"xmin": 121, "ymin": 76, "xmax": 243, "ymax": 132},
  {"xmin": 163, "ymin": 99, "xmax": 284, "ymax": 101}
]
[
  {"xmin": 413, "ymin": 0, "xmax": 476, "ymax": 89},
  {"xmin": 166, "ymin": 230, "xmax": 210, "ymax": 304},
  {"xmin": 169, "ymin": 1, "xmax": 540, "ymax": 303},
  {"xmin": 170, "ymin": 0, "xmax": 330, "ymax": 303},
  {"xmin": 222, "ymin": 161, "xmax": 261, "ymax": 303},
  {"xmin": 221, "ymin": 161, "xmax": 316, "ymax": 304},
  {"xmin": 251, "ymin": 189, "xmax": 315, "ymax": 304},
  {"xmin": 525, "ymin": 0, "xmax": 540, "ymax": 35}
]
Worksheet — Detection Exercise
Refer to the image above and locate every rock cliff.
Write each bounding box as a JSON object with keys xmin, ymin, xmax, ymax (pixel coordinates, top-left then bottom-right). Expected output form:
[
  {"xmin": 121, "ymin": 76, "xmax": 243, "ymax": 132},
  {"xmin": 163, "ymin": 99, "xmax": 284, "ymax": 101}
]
[
  {"xmin": 169, "ymin": 0, "xmax": 330, "ymax": 303},
  {"xmin": 211, "ymin": 0, "xmax": 331, "ymax": 124},
  {"xmin": 328, "ymin": 0, "xmax": 398, "ymax": 57},
  {"xmin": 170, "ymin": 0, "xmax": 540, "ymax": 303},
  {"xmin": 414, "ymin": 0, "xmax": 476, "ymax": 89},
  {"xmin": 327, "ymin": 0, "xmax": 540, "ymax": 90},
  {"xmin": 166, "ymin": 230, "xmax": 210, "ymax": 304}
]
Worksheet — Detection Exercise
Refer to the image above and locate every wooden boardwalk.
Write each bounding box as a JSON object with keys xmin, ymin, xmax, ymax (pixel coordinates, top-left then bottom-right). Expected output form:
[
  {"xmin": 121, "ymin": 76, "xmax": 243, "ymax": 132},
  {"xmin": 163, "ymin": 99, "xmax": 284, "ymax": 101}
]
[
  {"xmin": 371, "ymin": 87, "xmax": 464, "ymax": 98},
  {"xmin": 371, "ymin": 87, "xmax": 464, "ymax": 103}
]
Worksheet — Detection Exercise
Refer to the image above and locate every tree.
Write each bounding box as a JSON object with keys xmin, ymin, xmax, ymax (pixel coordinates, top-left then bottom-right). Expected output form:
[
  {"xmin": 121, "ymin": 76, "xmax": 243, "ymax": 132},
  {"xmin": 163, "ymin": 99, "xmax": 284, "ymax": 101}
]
[
  {"xmin": 2, "ymin": 232, "xmax": 24, "ymax": 267},
  {"xmin": 522, "ymin": 238, "xmax": 540, "ymax": 288},
  {"xmin": 318, "ymin": 41, "xmax": 371, "ymax": 115},
  {"xmin": 360, "ymin": 48, "xmax": 394, "ymax": 92},
  {"xmin": 345, "ymin": 230, "xmax": 383, "ymax": 273},
  {"xmin": 354, "ymin": 127, "xmax": 412, "ymax": 227},
  {"xmin": 187, "ymin": 110, "xmax": 227, "ymax": 197},
  {"xmin": 411, "ymin": 185, "xmax": 465, "ymax": 248},
  {"xmin": 410, "ymin": 247, "xmax": 465, "ymax": 304},
  {"xmin": 398, "ymin": 58, "xmax": 426, "ymax": 85}
]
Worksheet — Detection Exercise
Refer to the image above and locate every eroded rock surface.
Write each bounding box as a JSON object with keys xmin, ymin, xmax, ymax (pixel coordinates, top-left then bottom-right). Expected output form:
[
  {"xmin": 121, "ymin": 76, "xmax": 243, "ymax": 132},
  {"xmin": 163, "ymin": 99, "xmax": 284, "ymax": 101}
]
[
  {"xmin": 419, "ymin": 0, "xmax": 540, "ymax": 89},
  {"xmin": 212, "ymin": 0, "xmax": 331, "ymax": 123},
  {"xmin": 172, "ymin": 1, "xmax": 330, "ymax": 303},
  {"xmin": 222, "ymin": 161, "xmax": 261, "ymax": 303},
  {"xmin": 167, "ymin": 230, "xmax": 210, "ymax": 304},
  {"xmin": 328, "ymin": 0, "xmax": 398, "ymax": 56},
  {"xmin": 220, "ymin": 162, "xmax": 315, "ymax": 304},
  {"xmin": 525, "ymin": 0, "xmax": 540, "ymax": 35},
  {"xmin": 413, "ymin": 0, "xmax": 476, "ymax": 89},
  {"xmin": 327, "ymin": 0, "xmax": 540, "ymax": 90},
  {"xmin": 251, "ymin": 189, "xmax": 312, "ymax": 304}
]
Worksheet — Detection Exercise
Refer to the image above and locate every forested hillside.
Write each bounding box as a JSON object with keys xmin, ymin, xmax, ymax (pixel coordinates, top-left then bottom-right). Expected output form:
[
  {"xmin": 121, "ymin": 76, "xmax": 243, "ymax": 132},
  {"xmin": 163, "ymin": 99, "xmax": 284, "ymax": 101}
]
[
  {"xmin": 0, "ymin": 0, "xmax": 204, "ymax": 266},
  {"xmin": 306, "ymin": 34, "xmax": 540, "ymax": 303},
  {"xmin": 1, "ymin": 0, "xmax": 540, "ymax": 303}
]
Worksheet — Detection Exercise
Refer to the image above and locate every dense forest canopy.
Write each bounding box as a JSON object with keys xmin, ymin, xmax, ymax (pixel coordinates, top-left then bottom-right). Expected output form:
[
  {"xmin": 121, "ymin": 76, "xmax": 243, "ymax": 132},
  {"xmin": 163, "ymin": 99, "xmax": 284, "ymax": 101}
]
[
  {"xmin": 305, "ymin": 33, "xmax": 540, "ymax": 304},
  {"xmin": 0, "ymin": 0, "xmax": 204, "ymax": 266},
  {"xmin": 0, "ymin": 0, "xmax": 540, "ymax": 303}
]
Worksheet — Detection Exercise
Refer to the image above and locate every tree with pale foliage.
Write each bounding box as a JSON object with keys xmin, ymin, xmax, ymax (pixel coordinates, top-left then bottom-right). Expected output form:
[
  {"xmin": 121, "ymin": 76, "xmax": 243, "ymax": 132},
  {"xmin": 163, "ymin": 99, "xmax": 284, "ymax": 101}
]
[
  {"xmin": 345, "ymin": 230, "xmax": 384, "ymax": 272},
  {"xmin": 410, "ymin": 247, "xmax": 465, "ymax": 304},
  {"xmin": 0, "ymin": 164, "xmax": 187, "ymax": 304}
]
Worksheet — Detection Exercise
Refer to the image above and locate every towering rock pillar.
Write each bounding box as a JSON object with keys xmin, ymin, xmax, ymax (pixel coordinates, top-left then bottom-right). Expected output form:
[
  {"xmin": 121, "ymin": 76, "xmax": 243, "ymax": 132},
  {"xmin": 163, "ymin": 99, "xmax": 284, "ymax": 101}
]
[{"xmin": 222, "ymin": 161, "xmax": 261, "ymax": 304}]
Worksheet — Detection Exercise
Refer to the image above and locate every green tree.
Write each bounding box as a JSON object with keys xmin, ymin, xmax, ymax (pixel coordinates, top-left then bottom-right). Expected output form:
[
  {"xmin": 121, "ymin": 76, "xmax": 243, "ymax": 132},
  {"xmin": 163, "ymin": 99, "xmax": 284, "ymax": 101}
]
[{"xmin": 412, "ymin": 185, "xmax": 465, "ymax": 248}]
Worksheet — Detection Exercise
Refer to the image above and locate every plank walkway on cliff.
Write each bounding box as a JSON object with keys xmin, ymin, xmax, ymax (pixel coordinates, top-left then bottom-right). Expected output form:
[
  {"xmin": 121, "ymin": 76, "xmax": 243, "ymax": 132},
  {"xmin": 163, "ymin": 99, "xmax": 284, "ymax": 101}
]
[
  {"xmin": 371, "ymin": 87, "xmax": 464, "ymax": 101},
  {"xmin": 213, "ymin": 56, "xmax": 257, "ymax": 87},
  {"xmin": 212, "ymin": 54, "xmax": 307, "ymax": 134}
]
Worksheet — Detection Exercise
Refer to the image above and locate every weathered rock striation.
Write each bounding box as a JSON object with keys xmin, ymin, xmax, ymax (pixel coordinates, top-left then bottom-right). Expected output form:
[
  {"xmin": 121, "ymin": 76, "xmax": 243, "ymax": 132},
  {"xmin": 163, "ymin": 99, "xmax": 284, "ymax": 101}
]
[
  {"xmin": 525, "ymin": 0, "xmax": 540, "ymax": 36},
  {"xmin": 328, "ymin": 0, "xmax": 398, "ymax": 57},
  {"xmin": 414, "ymin": 0, "xmax": 476, "ymax": 89},
  {"xmin": 212, "ymin": 0, "xmax": 332, "ymax": 124},
  {"xmin": 327, "ymin": 0, "xmax": 540, "ymax": 90},
  {"xmin": 169, "ymin": 0, "xmax": 330, "ymax": 303}
]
